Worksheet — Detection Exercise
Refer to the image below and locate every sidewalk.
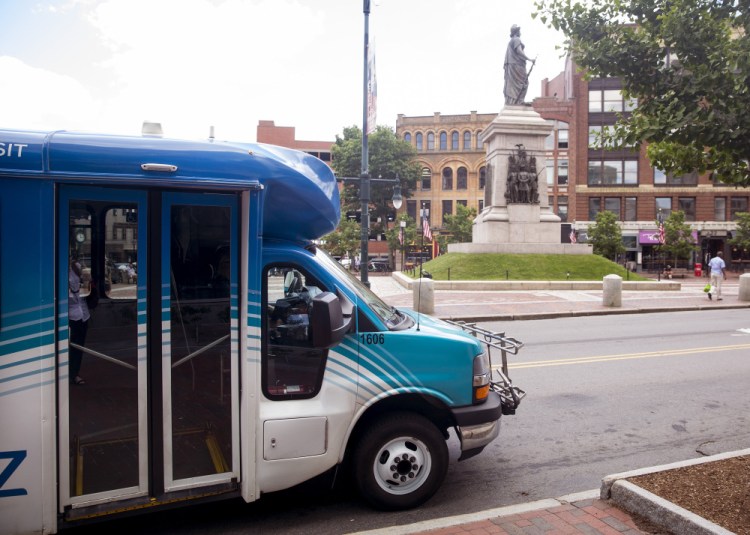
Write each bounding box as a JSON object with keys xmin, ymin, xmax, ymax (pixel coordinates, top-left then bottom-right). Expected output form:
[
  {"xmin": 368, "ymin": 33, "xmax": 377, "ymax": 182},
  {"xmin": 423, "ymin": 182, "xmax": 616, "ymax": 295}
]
[
  {"xmin": 369, "ymin": 271, "xmax": 749, "ymax": 322},
  {"xmin": 354, "ymin": 273, "xmax": 749, "ymax": 535},
  {"xmin": 351, "ymin": 490, "xmax": 656, "ymax": 535}
]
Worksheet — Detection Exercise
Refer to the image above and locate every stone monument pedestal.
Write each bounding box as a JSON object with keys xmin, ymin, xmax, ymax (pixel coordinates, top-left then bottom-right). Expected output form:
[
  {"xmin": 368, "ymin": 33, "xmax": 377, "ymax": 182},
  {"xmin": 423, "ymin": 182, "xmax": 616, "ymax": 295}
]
[
  {"xmin": 448, "ymin": 105, "xmax": 591, "ymax": 256},
  {"xmin": 473, "ymin": 205, "xmax": 561, "ymax": 244}
]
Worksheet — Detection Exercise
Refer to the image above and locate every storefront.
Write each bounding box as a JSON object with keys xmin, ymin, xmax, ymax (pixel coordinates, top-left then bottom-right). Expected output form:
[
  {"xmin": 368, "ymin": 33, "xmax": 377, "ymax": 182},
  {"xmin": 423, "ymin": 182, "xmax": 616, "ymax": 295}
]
[
  {"xmin": 639, "ymin": 229, "xmax": 663, "ymax": 272},
  {"xmin": 639, "ymin": 229, "xmax": 699, "ymax": 272}
]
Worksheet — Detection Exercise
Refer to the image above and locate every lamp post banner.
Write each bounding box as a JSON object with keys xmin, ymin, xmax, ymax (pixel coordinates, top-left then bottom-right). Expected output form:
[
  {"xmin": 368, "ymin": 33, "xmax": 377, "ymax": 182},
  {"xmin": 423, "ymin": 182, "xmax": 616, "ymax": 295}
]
[{"xmin": 366, "ymin": 40, "xmax": 377, "ymax": 135}]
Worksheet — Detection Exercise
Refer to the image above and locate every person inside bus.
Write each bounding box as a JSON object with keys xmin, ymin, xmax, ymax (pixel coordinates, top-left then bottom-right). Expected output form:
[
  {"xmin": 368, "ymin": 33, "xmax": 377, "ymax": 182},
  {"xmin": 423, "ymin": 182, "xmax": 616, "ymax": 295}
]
[{"xmin": 68, "ymin": 255, "xmax": 91, "ymax": 385}]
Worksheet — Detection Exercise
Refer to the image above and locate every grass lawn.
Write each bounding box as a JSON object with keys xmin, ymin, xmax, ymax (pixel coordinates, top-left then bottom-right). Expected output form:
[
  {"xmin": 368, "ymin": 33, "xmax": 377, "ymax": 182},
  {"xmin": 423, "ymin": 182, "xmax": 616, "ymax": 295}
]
[{"xmin": 402, "ymin": 253, "xmax": 649, "ymax": 281}]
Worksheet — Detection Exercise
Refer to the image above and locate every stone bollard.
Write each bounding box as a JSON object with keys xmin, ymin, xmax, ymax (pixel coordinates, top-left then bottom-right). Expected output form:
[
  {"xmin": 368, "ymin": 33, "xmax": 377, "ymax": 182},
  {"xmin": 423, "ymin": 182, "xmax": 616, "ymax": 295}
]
[
  {"xmin": 602, "ymin": 274, "xmax": 622, "ymax": 307},
  {"xmin": 413, "ymin": 278, "xmax": 435, "ymax": 314},
  {"xmin": 739, "ymin": 273, "xmax": 750, "ymax": 302}
]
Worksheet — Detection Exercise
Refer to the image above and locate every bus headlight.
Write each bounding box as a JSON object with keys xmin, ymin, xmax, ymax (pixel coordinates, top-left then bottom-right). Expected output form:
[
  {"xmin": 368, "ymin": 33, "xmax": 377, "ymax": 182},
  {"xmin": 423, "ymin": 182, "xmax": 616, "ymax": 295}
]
[{"xmin": 473, "ymin": 351, "xmax": 491, "ymax": 404}]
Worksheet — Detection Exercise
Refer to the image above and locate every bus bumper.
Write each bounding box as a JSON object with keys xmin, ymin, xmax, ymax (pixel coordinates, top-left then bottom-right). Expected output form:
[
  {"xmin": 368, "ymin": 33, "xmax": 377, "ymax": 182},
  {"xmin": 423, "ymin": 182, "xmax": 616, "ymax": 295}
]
[{"xmin": 451, "ymin": 392, "xmax": 503, "ymax": 461}]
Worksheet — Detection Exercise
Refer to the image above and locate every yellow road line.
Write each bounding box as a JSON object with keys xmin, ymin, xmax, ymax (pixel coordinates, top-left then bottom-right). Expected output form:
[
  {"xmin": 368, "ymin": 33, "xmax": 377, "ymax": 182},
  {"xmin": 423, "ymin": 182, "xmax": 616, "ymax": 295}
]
[{"xmin": 499, "ymin": 343, "xmax": 750, "ymax": 369}]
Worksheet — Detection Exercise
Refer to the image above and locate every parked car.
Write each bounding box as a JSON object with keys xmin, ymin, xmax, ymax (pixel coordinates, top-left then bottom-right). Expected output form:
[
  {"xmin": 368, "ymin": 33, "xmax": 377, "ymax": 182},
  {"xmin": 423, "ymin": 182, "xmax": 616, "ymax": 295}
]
[{"xmin": 368, "ymin": 260, "xmax": 390, "ymax": 273}]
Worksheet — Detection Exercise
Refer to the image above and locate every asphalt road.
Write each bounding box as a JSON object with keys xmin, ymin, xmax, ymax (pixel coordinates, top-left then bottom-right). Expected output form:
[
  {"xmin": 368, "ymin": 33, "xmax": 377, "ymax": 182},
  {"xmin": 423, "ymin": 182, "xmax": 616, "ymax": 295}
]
[{"xmin": 71, "ymin": 309, "xmax": 750, "ymax": 534}]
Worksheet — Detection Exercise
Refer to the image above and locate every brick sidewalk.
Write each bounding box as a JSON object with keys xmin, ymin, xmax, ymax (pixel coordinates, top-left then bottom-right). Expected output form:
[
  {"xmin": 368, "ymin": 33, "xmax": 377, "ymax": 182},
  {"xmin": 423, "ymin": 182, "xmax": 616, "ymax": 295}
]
[{"xmin": 414, "ymin": 498, "xmax": 655, "ymax": 535}]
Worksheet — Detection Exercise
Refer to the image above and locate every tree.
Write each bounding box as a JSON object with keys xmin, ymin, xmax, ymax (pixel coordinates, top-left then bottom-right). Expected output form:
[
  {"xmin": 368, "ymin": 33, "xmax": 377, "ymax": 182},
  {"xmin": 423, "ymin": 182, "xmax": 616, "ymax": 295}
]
[
  {"xmin": 331, "ymin": 125, "xmax": 421, "ymax": 237},
  {"xmin": 658, "ymin": 210, "xmax": 699, "ymax": 267},
  {"xmin": 729, "ymin": 212, "xmax": 750, "ymax": 264},
  {"xmin": 535, "ymin": 0, "xmax": 750, "ymax": 187},
  {"xmin": 442, "ymin": 204, "xmax": 477, "ymax": 244},
  {"xmin": 385, "ymin": 214, "xmax": 418, "ymax": 267},
  {"xmin": 588, "ymin": 211, "xmax": 626, "ymax": 260},
  {"xmin": 321, "ymin": 218, "xmax": 361, "ymax": 260}
]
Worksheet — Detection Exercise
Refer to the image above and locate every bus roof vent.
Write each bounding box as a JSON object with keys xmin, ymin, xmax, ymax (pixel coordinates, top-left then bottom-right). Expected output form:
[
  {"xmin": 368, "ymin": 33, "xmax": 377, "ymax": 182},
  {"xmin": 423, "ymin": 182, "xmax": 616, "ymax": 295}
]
[{"xmin": 142, "ymin": 121, "xmax": 163, "ymax": 137}]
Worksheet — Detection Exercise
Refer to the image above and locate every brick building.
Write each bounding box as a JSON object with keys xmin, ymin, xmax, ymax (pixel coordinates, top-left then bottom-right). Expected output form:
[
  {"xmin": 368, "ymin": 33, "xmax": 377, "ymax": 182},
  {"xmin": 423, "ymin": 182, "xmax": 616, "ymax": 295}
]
[
  {"xmin": 256, "ymin": 120, "xmax": 333, "ymax": 163},
  {"xmin": 539, "ymin": 57, "xmax": 747, "ymax": 270}
]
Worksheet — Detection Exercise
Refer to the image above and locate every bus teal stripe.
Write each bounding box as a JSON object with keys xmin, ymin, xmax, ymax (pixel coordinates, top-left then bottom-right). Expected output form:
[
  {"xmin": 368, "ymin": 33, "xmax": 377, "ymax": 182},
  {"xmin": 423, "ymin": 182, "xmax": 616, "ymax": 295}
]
[
  {"xmin": 0, "ymin": 353, "xmax": 54, "ymax": 370},
  {"xmin": 0, "ymin": 378, "xmax": 55, "ymax": 398},
  {"xmin": 0, "ymin": 365, "xmax": 55, "ymax": 384}
]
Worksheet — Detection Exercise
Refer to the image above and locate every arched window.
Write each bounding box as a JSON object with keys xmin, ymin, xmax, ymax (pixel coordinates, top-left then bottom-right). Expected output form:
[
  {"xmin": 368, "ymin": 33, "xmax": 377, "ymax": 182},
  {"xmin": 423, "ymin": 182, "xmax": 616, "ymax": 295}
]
[
  {"xmin": 404, "ymin": 132, "xmax": 412, "ymax": 144},
  {"xmin": 457, "ymin": 167, "xmax": 467, "ymax": 189},
  {"xmin": 439, "ymin": 132, "xmax": 447, "ymax": 150},
  {"xmin": 475, "ymin": 131, "xmax": 483, "ymax": 151},
  {"xmin": 463, "ymin": 131, "xmax": 472, "ymax": 150},
  {"xmin": 479, "ymin": 166, "xmax": 486, "ymax": 189},
  {"xmin": 442, "ymin": 167, "xmax": 453, "ymax": 190},
  {"xmin": 416, "ymin": 133, "xmax": 423, "ymax": 151},
  {"xmin": 451, "ymin": 132, "xmax": 459, "ymax": 150},
  {"xmin": 421, "ymin": 167, "xmax": 431, "ymax": 190},
  {"xmin": 427, "ymin": 132, "xmax": 435, "ymax": 151}
]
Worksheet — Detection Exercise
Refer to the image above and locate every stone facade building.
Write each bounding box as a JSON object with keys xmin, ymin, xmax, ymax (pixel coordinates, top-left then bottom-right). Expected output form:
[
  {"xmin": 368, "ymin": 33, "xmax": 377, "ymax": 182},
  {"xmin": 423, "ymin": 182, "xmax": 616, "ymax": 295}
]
[{"xmin": 394, "ymin": 112, "xmax": 494, "ymax": 231}]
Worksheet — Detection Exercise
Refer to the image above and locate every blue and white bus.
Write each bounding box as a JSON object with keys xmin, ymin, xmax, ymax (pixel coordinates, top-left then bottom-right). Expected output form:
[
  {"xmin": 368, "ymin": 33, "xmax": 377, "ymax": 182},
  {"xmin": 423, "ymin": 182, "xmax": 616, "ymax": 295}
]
[{"xmin": 0, "ymin": 129, "xmax": 523, "ymax": 534}]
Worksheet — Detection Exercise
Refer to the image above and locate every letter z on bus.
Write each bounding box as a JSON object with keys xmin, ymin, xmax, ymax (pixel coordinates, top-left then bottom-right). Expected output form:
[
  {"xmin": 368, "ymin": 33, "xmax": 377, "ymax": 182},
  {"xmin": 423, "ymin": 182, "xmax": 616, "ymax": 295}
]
[{"xmin": 0, "ymin": 451, "xmax": 28, "ymax": 497}]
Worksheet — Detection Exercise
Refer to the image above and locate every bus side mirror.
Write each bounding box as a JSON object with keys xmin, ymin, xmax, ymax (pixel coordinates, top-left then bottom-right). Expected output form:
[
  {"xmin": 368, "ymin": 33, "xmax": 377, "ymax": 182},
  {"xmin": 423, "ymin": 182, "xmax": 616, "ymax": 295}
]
[{"xmin": 310, "ymin": 291, "xmax": 354, "ymax": 349}]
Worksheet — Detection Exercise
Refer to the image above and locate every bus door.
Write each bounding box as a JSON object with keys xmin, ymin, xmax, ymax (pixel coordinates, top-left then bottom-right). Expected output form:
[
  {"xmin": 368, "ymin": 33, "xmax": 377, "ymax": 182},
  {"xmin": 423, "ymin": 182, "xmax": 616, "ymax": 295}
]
[
  {"xmin": 58, "ymin": 188, "xmax": 240, "ymax": 516},
  {"xmin": 161, "ymin": 193, "xmax": 239, "ymax": 492}
]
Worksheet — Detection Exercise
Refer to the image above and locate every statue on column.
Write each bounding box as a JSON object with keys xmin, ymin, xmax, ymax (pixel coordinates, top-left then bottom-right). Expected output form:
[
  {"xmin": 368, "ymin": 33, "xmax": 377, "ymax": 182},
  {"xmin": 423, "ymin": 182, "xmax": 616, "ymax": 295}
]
[
  {"xmin": 504, "ymin": 24, "xmax": 535, "ymax": 106},
  {"xmin": 506, "ymin": 145, "xmax": 539, "ymax": 204}
]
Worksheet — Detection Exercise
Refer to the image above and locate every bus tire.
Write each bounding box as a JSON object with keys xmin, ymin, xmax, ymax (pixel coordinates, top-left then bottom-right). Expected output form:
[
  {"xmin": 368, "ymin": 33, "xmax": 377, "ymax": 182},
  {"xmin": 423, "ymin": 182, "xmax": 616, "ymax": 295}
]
[{"xmin": 353, "ymin": 412, "xmax": 448, "ymax": 510}]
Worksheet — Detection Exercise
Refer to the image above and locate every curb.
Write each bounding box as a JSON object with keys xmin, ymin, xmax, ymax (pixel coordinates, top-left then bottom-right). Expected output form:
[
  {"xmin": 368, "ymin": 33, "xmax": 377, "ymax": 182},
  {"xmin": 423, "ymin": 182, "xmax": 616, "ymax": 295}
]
[
  {"xmin": 436, "ymin": 302, "xmax": 750, "ymax": 322},
  {"xmin": 609, "ymin": 481, "xmax": 732, "ymax": 535},
  {"xmin": 601, "ymin": 448, "xmax": 750, "ymax": 535},
  {"xmin": 345, "ymin": 497, "xmax": 565, "ymax": 535}
]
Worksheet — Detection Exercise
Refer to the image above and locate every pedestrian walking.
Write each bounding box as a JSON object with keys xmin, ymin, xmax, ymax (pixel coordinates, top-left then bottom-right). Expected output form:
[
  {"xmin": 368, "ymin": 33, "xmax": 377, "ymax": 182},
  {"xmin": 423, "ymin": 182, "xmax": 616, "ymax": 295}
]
[{"xmin": 707, "ymin": 251, "xmax": 727, "ymax": 301}]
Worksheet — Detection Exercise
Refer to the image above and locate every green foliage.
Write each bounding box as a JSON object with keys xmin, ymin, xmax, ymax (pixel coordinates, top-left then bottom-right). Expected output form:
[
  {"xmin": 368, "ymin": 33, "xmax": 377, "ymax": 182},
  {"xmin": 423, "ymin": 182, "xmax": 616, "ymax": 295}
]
[
  {"xmin": 587, "ymin": 211, "xmax": 626, "ymax": 260},
  {"xmin": 385, "ymin": 214, "xmax": 418, "ymax": 255},
  {"xmin": 442, "ymin": 204, "xmax": 477, "ymax": 244},
  {"xmin": 729, "ymin": 212, "xmax": 750, "ymax": 258},
  {"xmin": 321, "ymin": 218, "xmax": 360, "ymax": 258},
  {"xmin": 658, "ymin": 210, "xmax": 699, "ymax": 265},
  {"xmin": 330, "ymin": 125, "xmax": 421, "ymax": 236},
  {"xmin": 435, "ymin": 234, "xmax": 449, "ymax": 256},
  {"xmin": 404, "ymin": 253, "xmax": 648, "ymax": 281},
  {"xmin": 534, "ymin": 0, "xmax": 750, "ymax": 187}
]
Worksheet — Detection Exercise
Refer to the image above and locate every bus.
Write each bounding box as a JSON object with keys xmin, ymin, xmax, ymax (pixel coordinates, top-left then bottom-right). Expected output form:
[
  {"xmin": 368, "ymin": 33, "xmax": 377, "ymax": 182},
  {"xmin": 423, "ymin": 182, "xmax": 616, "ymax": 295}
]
[{"xmin": 0, "ymin": 129, "xmax": 524, "ymax": 534}]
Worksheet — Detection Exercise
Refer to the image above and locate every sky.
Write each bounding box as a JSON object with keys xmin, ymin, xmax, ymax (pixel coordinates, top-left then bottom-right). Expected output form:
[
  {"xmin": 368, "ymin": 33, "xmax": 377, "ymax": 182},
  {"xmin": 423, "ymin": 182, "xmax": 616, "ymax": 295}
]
[{"xmin": 0, "ymin": 0, "xmax": 568, "ymax": 143}]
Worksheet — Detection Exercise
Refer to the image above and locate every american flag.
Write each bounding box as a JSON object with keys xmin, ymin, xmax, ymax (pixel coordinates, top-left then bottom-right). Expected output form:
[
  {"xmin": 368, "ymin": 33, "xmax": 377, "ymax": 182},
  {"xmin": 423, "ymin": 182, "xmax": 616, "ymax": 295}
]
[
  {"xmin": 658, "ymin": 222, "xmax": 665, "ymax": 244},
  {"xmin": 569, "ymin": 229, "xmax": 577, "ymax": 244},
  {"xmin": 422, "ymin": 217, "xmax": 432, "ymax": 241}
]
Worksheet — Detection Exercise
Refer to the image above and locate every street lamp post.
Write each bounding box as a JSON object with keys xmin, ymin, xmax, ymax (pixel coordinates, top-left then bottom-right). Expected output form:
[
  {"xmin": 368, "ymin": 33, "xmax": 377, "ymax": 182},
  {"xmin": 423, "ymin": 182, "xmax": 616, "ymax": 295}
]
[
  {"xmin": 360, "ymin": 0, "xmax": 371, "ymax": 285},
  {"xmin": 356, "ymin": 1, "xmax": 403, "ymax": 285}
]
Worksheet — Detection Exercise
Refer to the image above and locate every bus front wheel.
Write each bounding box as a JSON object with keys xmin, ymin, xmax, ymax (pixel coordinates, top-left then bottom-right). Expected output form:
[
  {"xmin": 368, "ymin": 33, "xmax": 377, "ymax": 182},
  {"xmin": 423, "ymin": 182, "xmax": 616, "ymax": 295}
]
[{"xmin": 353, "ymin": 412, "xmax": 448, "ymax": 510}]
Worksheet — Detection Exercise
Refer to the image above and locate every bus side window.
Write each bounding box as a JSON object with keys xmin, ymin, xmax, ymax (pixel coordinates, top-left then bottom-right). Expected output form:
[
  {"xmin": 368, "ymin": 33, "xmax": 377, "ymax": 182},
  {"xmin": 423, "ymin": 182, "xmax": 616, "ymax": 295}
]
[{"xmin": 263, "ymin": 266, "xmax": 327, "ymax": 400}]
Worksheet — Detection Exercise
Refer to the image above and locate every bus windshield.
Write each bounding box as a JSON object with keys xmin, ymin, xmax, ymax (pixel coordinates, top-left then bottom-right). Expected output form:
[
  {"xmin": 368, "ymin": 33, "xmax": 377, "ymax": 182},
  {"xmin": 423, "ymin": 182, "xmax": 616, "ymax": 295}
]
[{"xmin": 315, "ymin": 248, "xmax": 414, "ymax": 331}]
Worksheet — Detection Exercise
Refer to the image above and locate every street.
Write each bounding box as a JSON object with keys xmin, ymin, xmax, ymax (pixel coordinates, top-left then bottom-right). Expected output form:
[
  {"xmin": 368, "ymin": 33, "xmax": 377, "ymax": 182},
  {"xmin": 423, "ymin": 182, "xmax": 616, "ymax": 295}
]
[{"xmin": 70, "ymin": 309, "xmax": 750, "ymax": 534}]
